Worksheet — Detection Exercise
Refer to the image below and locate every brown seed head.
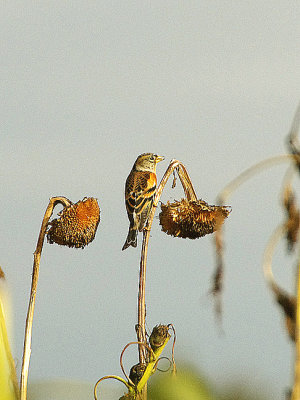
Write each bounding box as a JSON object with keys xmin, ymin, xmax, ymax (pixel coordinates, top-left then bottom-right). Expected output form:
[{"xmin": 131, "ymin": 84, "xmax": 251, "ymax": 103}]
[
  {"xmin": 47, "ymin": 197, "xmax": 100, "ymax": 249},
  {"xmin": 149, "ymin": 324, "xmax": 170, "ymax": 350},
  {"xmin": 159, "ymin": 198, "xmax": 231, "ymax": 239},
  {"xmin": 129, "ymin": 363, "xmax": 147, "ymax": 386}
]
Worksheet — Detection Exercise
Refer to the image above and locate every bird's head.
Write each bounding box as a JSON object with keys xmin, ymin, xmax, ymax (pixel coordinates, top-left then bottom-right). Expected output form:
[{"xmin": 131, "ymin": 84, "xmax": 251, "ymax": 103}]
[{"xmin": 134, "ymin": 153, "xmax": 164, "ymax": 172}]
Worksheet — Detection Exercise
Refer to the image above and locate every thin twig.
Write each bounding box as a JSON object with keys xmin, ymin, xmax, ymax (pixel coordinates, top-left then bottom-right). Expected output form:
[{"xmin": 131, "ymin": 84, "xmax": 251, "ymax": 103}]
[
  {"xmin": 94, "ymin": 375, "xmax": 132, "ymax": 400},
  {"xmin": 287, "ymin": 103, "xmax": 300, "ymax": 164},
  {"xmin": 20, "ymin": 197, "xmax": 71, "ymax": 400},
  {"xmin": 119, "ymin": 341, "xmax": 155, "ymax": 386},
  {"xmin": 288, "ymin": 103, "xmax": 300, "ymax": 140},
  {"xmin": 213, "ymin": 154, "xmax": 300, "ymax": 321},
  {"xmin": 262, "ymin": 223, "xmax": 297, "ymax": 342},
  {"xmin": 217, "ymin": 154, "xmax": 299, "ymax": 205},
  {"xmin": 280, "ymin": 165, "xmax": 297, "ymax": 205},
  {"xmin": 292, "ymin": 260, "xmax": 300, "ymax": 400},
  {"xmin": 262, "ymin": 224, "xmax": 286, "ymax": 294},
  {"xmin": 168, "ymin": 324, "xmax": 177, "ymax": 374}
]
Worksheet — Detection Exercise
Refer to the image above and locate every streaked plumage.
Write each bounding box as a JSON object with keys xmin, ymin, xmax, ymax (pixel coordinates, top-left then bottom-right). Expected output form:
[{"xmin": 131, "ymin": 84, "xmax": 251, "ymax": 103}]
[{"xmin": 122, "ymin": 153, "xmax": 164, "ymax": 250}]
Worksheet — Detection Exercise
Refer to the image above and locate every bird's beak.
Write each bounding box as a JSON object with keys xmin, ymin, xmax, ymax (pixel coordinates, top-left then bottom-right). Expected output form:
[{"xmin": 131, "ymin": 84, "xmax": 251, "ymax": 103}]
[{"xmin": 155, "ymin": 155, "xmax": 165, "ymax": 163}]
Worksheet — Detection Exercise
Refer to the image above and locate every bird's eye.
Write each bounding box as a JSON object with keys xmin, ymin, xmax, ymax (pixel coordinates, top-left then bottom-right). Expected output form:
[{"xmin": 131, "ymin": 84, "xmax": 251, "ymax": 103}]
[{"xmin": 150, "ymin": 154, "xmax": 155, "ymax": 161}]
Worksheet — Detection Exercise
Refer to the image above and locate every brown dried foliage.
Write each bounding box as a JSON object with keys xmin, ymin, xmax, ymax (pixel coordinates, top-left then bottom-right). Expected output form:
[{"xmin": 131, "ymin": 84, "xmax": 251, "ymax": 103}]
[
  {"xmin": 283, "ymin": 187, "xmax": 300, "ymax": 252},
  {"xmin": 276, "ymin": 289, "xmax": 296, "ymax": 342}
]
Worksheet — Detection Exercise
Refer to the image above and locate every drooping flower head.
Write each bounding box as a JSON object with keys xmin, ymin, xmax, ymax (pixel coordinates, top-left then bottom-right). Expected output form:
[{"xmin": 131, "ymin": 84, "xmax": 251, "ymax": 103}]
[
  {"xmin": 159, "ymin": 198, "xmax": 231, "ymax": 239},
  {"xmin": 47, "ymin": 197, "xmax": 100, "ymax": 248}
]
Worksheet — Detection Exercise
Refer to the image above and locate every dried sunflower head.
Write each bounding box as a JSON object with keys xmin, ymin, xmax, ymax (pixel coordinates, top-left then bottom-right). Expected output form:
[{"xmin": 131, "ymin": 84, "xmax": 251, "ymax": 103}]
[
  {"xmin": 159, "ymin": 198, "xmax": 231, "ymax": 239},
  {"xmin": 47, "ymin": 197, "xmax": 100, "ymax": 249}
]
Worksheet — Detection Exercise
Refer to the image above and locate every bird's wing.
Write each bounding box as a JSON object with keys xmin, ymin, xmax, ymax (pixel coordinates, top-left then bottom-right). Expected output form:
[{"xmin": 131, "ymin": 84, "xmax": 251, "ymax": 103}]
[{"xmin": 125, "ymin": 171, "xmax": 157, "ymax": 219}]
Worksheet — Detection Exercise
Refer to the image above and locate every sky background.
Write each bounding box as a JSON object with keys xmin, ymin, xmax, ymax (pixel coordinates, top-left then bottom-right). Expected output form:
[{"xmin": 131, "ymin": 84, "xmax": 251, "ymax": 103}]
[{"xmin": 1, "ymin": 2, "xmax": 300, "ymax": 399}]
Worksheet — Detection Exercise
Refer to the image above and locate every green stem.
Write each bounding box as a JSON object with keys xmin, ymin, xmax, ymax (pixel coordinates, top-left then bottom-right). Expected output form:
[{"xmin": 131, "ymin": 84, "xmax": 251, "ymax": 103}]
[{"xmin": 136, "ymin": 336, "xmax": 170, "ymax": 393}]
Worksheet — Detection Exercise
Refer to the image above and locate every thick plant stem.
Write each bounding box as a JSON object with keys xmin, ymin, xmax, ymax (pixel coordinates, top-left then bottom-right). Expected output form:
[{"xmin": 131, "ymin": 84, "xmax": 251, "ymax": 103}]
[
  {"xmin": 137, "ymin": 236, "xmax": 149, "ymax": 365},
  {"xmin": 20, "ymin": 197, "xmax": 71, "ymax": 400},
  {"xmin": 136, "ymin": 160, "xmax": 197, "ymax": 399},
  {"xmin": 292, "ymin": 261, "xmax": 300, "ymax": 400}
]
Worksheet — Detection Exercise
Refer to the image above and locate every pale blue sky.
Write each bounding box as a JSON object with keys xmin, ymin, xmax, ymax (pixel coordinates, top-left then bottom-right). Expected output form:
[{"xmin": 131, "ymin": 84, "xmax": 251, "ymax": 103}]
[{"xmin": 1, "ymin": 2, "xmax": 300, "ymax": 399}]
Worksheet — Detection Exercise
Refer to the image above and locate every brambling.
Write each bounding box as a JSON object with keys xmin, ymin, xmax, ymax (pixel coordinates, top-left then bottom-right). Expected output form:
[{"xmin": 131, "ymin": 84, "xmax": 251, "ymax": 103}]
[{"xmin": 122, "ymin": 153, "xmax": 164, "ymax": 250}]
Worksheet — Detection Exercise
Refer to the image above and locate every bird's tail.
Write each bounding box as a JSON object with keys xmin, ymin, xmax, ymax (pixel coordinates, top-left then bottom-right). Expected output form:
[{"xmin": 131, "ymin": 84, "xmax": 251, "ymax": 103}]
[{"xmin": 122, "ymin": 227, "xmax": 138, "ymax": 250}]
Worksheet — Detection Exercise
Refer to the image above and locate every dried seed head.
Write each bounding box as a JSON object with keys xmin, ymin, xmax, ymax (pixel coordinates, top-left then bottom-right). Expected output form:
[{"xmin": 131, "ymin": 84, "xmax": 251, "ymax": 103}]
[
  {"xmin": 149, "ymin": 324, "xmax": 170, "ymax": 350},
  {"xmin": 159, "ymin": 198, "xmax": 231, "ymax": 239},
  {"xmin": 47, "ymin": 197, "xmax": 100, "ymax": 249},
  {"xmin": 129, "ymin": 363, "xmax": 147, "ymax": 386},
  {"xmin": 283, "ymin": 186, "xmax": 300, "ymax": 252}
]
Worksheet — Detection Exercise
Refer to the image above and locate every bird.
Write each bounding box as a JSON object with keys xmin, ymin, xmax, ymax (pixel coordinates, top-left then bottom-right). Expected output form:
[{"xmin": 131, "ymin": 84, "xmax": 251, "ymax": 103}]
[{"xmin": 122, "ymin": 153, "xmax": 164, "ymax": 250}]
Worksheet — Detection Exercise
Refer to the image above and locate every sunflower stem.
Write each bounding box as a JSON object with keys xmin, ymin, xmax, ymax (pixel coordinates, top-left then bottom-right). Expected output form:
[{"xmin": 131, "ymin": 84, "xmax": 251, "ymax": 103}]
[
  {"xmin": 136, "ymin": 160, "xmax": 196, "ymax": 399},
  {"xmin": 20, "ymin": 197, "xmax": 71, "ymax": 400}
]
